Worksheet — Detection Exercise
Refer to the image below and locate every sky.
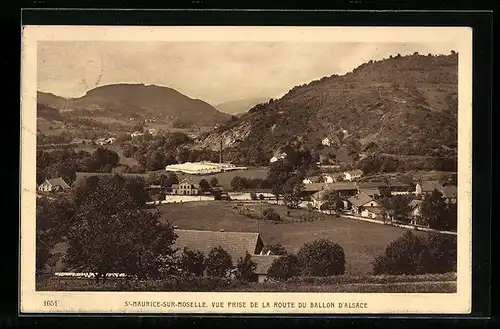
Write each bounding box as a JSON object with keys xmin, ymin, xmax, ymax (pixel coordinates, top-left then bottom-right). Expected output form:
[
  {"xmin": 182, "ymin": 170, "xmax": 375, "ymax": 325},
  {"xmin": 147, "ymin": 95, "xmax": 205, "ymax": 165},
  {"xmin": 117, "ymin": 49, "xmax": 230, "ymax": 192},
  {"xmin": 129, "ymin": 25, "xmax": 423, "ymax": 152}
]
[{"xmin": 37, "ymin": 41, "xmax": 456, "ymax": 105}]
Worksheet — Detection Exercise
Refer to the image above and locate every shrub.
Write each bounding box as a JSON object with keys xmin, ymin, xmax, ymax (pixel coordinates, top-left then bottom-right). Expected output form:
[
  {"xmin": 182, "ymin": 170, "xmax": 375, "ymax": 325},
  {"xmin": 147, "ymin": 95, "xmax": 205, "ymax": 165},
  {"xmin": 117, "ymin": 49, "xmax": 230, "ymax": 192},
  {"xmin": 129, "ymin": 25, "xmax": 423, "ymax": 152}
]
[
  {"xmin": 235, "ymin": 252, "xmax": 257, "ymax": 282},
  {"xmin": 421, "ymin": 233, "xmax": 457, "ymax": 274},
  {"xmin": 264, "ymin": 243, "xmax": 288, "ymax": 256},
  {"xmin": 372, "ymin": 231, "xmax": 430, "ymax": 275},
  {"xmin": 205, "ymin": 246, "xmax": 233, "ymax": 278},
  {"xmin": 180, "ymin": 248, "xmax": 206, "ymax": 277},
  {"xmin": 297, "ymin": 239, "xmax": 346, "ymax": 276},
  {"xmin": 267, "ymin": 254, "xmax": 300, "ymax": 281},
  {"xmin": 262, "ymin": 208, "xmax": 282, "ymax": 222}
]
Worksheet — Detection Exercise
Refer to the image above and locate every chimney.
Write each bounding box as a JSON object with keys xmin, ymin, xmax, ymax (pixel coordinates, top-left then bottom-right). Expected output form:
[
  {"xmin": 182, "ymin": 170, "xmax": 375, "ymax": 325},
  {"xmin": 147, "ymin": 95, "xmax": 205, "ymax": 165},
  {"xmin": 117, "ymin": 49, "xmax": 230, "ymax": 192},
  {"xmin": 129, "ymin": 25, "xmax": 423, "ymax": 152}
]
[{"xmin": 220, "ymin": 229, "xmax": 225, "ymax": 232}]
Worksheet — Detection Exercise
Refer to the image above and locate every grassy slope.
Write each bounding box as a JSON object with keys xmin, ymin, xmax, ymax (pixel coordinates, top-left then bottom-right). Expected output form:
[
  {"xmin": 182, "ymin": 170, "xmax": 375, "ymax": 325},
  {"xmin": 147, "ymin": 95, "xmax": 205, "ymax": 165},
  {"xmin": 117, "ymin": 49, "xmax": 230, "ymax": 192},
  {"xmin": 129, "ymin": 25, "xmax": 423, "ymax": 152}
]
[{"xmin": 156, "ymin": 202, "xmax": 428, "ymax": 275}]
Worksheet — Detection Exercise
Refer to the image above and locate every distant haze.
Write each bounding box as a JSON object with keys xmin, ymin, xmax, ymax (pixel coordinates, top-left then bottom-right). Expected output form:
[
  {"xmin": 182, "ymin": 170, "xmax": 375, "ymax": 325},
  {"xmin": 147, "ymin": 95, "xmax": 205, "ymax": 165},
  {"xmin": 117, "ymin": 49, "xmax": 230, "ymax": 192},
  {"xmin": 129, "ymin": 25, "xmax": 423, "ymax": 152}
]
[{"xmin": 38, "ymin": 41, "xmax": 456, "ymax": 105}]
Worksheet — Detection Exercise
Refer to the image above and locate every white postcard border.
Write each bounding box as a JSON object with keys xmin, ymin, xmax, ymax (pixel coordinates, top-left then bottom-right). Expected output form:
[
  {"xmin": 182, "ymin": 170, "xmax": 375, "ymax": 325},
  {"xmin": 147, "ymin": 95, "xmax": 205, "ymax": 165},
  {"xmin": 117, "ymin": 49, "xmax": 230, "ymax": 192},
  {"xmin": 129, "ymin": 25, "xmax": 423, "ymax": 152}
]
[{"xmin": 20, "ymin": 25, "xmax": 473, "ymax": 314}]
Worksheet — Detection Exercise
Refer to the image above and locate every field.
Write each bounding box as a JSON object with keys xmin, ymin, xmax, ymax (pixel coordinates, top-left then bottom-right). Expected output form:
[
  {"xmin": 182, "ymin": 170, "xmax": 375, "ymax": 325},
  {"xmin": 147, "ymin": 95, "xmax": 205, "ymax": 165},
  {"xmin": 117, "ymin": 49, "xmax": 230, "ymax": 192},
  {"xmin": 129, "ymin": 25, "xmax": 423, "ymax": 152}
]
[{"xmin": 155, "ymin": 201, "xmax": 428, "ymax": 275}]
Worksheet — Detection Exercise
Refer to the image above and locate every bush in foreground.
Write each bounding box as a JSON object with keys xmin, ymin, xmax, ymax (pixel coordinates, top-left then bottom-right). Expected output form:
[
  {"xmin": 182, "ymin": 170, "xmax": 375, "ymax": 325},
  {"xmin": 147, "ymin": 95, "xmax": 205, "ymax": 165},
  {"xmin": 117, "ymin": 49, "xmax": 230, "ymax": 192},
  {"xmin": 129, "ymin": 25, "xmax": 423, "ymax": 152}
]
[
  {"xmin": 297, "ymin": 239, "xmax": 346, "ymax": 276},
  {"xmin": 235, "ymin": 252, "xmax": 257, "ymax": 282},
  {"xmin": 180, "ymin": 248, "xmax": 206, "ymax": 277},
  {"xmin": 372, "ymin": 231, "xmax": 457, "ymax": 275},
  {"xmin": 267, "ymin": 254, "xmax": 300, "ymax": 281},
  {"xmin": 205, "ymin": 246, "xmax": 233, "ymax": 278}
]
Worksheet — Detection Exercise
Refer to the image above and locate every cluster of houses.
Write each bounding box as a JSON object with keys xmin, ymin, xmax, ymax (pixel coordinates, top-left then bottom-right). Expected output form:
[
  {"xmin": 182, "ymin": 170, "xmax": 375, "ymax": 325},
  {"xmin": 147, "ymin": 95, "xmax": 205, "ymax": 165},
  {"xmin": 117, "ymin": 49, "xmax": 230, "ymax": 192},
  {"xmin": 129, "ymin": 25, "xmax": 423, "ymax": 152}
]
[
  {"xmin": 305, "ymin": 179, "xmax": 457, "ymax": 226},
  {"xmin": 94, "ymin": 137, "xmax": 117, "ymax": 146},
  {"xmin": 130, "ymin": 128, "xmax": 159, "ymax": 138},
  {"xmin": 303, "ymin": 169, "xmax": 364, "ymax": 184}
]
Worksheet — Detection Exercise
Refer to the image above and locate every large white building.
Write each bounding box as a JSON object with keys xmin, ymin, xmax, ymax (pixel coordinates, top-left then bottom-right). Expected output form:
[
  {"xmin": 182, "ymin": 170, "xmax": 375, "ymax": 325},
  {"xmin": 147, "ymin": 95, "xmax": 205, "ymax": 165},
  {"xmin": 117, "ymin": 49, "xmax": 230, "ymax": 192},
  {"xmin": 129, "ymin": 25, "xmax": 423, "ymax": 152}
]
[{"xmin": 165, "ymin": 161, "xmax": 247, "ymax": 175}]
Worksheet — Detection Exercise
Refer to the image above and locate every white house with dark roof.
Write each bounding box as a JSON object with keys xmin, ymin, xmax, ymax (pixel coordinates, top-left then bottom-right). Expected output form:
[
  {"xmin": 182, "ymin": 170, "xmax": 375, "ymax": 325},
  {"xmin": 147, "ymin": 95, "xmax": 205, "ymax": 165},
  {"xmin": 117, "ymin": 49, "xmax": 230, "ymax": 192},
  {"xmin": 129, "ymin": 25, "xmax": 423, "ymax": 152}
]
[
  {"xmin": 37, "ymin": 177, "xmax": 71, "ymax": 192},
  {"xmin": 343, "ymin": 169, "xmax": 364, "ymax": 181},
  {"xmin": 347, "ymin": 192, "xmax": 381, "ymax": 217}
]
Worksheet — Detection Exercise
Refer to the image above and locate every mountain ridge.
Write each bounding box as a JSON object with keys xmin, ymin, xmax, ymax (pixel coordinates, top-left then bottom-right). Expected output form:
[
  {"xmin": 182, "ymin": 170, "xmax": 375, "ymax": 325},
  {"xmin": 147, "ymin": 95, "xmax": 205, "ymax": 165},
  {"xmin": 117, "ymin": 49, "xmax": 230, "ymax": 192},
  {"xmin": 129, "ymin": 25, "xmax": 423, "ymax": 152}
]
[
  {"xmin": 37, "ymin": 83, "xmax": 231, "ymax": 127},
  {"xmin": 198, "ymin": 52, "xmax": 458, "ymax": 164}
]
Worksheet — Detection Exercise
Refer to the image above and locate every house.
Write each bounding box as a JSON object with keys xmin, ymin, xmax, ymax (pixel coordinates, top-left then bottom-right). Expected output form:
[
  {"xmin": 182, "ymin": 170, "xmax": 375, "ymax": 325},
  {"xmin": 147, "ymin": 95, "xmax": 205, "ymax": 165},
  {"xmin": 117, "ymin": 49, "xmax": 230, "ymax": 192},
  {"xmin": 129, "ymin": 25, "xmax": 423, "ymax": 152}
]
[
  {"xmin": 148, "ymin": 128, "xmax": 158, "ymax": 135},
  {"xmin": 343, "ymin": 169, "xmax": 364, "ymax": 181},
  {"xmin": 269, "ymin": 152, "xmax": 287, "ymax": 164},
  {"xmin": 251, "ymin": 255, "xmax": 281, "ymax": 283},
  {"xmin": 408, "ymin": 199, "xmax": 428, "ymax": 226},
  {"xmin": 358, "ymin": 188, "xmax": 381, "ymax": 198},
  {"xmin": 37, "ymin": 177, "xmax": 71, "ymax": 192},
  {"xmin": 171, "ymin": 179, "xmax": 200, "ymax": 195},
  {"xmin": 321, "ymin": 137, "xmax": 331, "ymax": 146},
  {"xmin": 323, "ymin": 173, "xmax": 344, "ymax": 183},
  {"xmin": 361, "ymin": 206, "xmax": 386, "ymax": 220},
  {"xmin": 347, "ymin": 192, "xmax": 381, "ymax": 216},
  {"xmin": 387, "ymin": 180, "xmax": 413, "ymax": 195},
  {"xmin": 106, "ymin": 137, "xmax": 117, "ymax": 144},
  {"xmin": 415, "ymin": 180, "xmax": 443, "ymax": 195},
  {"xmin": 302, "ymin": 175, "xmax": 323, "ymax": 184},
  {"xmin": 173, "ymin": 229, "xmax": 265, "ymax": 269},
  {"xmin": 302, "ymin": 181, "xmax": 358, "ymax": 199},
  {"xmin": 94, "ymin": 137, "xmax": 108, "ymax": 146},
  {"xmin": 131, "ymin": 131, "xmax": 144, "ymax": 138},
  {"xmin": 440, "ymin": 185, "xmax": 458, "ymax": 204}
]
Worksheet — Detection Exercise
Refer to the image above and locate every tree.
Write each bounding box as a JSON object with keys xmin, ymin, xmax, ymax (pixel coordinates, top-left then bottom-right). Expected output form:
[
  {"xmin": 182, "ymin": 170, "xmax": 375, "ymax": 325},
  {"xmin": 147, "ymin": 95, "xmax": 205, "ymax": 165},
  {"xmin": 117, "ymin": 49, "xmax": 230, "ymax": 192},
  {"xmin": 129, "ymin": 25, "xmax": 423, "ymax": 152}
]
[
  {"xmin": 235, "ymin": 252, "xmax": 257, "ymax": 282},
  {"xmin": 36, "ymin": 196, "xmax": 76, "ymax": 274},
  {"xmin": 379, "ymin": 195, "xmax": 411, "ymax": 222},
  {"xmin": 282, "ymin": 176, "xmax": 304, "ymax": 209},
  {"xmin": 420, "ymin": 190, "xmax": 448, "ymax": 230},
  {"xmin": 210, "ymin": 177, "xmax": 219, "ymax": 187},
  {"xmin": 267, "ymin": 254, "xmax": 300, "ymax": 281},
  {"xmin": 199, "ymin": 179, "xmax": 210, "ymax": 191},
  {"xmin": 422, "ymin": 233, "xmax": 457, "ymax": 273},
  {"xmin": 250, "ymin": 192, "xmax": 257, "ymax": 200},
  {"xmin": 262, "ymin": 208, "xmax": 282, "ymax": 222},
  {"xmin": 230, "ymin": 176, "xmax": 246, "ymax": 191},
  {"xmin": 165, "ymin": 172, "xmax": 179, "ymax": 187},
  {"xmin": 65, "ymin": 176, "xmax": 178, "ymax": 282},
  {"xmin": 322, "ymin": 189, "xmax": 343, "ymax": 214},
  {"xmin": 264, "ymin": 243, "xmax": 287, "ymax": 256},
  {"xmin": 205, "ymin": 246, "xmax": 233, "ymax": 278},
  {"xmin": 180, "ymin": 248, "xmax": 206, "ymax": 277},
  {"xmin": 372, "ymin": 231, "xmax": 428, "ymax": 275},
  {"xmin": 297, "ymin": 239, "xmax": 346, "ymax": 276}
]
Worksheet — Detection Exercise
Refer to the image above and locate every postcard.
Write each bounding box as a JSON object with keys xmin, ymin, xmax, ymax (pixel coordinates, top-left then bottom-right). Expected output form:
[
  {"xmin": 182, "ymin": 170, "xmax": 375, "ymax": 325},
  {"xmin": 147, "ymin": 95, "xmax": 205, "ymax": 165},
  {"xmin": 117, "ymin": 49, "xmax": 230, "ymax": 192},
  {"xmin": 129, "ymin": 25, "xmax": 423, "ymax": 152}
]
[{"xmin": 20, "ymin": 25, "xmax": 472, "ymax": 314}]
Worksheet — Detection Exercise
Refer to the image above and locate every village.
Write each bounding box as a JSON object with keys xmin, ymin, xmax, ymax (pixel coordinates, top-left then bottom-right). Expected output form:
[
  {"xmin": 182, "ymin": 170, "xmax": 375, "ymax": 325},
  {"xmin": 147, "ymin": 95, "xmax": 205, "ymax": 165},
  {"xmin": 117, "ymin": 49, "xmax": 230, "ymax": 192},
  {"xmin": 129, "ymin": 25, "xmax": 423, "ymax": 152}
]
[{"xmin": 37, "ymin": 145, "xmax": 457, "ymax": 284}]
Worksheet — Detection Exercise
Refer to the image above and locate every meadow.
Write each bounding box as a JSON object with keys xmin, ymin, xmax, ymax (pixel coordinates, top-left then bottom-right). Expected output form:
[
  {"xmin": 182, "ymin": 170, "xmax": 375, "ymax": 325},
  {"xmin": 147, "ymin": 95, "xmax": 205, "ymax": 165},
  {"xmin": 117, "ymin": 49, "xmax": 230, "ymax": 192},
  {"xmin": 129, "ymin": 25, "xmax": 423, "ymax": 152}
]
[{"xmin": 155, "ymin": 201, "xmax": 428, "ymax": 276}]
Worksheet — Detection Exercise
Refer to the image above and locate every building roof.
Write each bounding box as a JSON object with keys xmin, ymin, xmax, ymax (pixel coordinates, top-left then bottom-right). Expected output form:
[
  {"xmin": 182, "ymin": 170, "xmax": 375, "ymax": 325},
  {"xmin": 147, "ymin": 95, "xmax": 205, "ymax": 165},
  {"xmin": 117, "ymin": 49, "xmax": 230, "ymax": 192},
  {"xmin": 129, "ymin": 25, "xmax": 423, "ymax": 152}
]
[
  {"xmin": 348, "ymin": 192, "xmax": 375, "ymax": 207},
  {"xmin": 44, "ymin": 177, "xmax": 70, "ymax": 189},
  {"xmin": 420, "ymin": 180, "xmax": 443, "ymax": 192},
  {"xmin": 441, "ymin": 185, "xmax": 457, "ymax": 198},
  {"xmin": 359, "ymin": 188, "xmax": 381, "ymax": 196},
  {"xmin": 251, "ymin": 255, "xmax": 281, "ymax": 275},
  {"xmin": 356, "ymin": 181, "xmax": 387, "ymax": 189},
  {"xmin": 364, "ymin": 206, "xmax": 385, "ymax": 215},
  {"xmin": 307, "ymin": 182, "xmax": 358, "ymax": 197},
  {"xmin": 176, "ymin": 178, "xmax": 199, "ymax": 187},
  {"xmin": 409, "ymin": 199, "xmax": 423, "ymax": 209},
  {"xmin": 173, "ymin": 229, "xmax": 262, "ymax": 262}
]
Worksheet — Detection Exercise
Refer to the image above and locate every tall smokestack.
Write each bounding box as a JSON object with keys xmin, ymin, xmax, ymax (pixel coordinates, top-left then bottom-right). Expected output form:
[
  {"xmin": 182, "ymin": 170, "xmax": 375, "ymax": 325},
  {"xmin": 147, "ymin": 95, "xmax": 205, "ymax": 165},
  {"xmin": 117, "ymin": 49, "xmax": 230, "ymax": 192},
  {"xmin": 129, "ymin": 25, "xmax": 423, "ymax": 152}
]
[{"xmin": 219, "ymin": 137, "xmax": 223, "ymax": 164}]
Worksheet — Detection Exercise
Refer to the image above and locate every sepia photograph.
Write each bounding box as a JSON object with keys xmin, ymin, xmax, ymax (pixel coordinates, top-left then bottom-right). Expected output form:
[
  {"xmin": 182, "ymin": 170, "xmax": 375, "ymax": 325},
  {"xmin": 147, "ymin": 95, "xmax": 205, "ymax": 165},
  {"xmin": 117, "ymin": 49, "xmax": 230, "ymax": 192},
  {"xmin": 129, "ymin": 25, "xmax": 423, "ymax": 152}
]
[{"xmin": 20, "ymin": 25, "xmax": 472, "ymax": 314}]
